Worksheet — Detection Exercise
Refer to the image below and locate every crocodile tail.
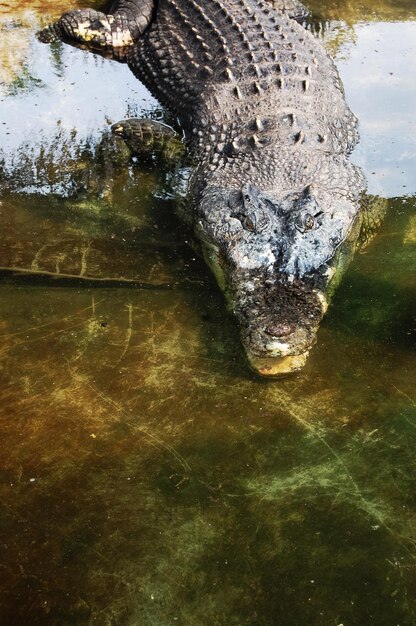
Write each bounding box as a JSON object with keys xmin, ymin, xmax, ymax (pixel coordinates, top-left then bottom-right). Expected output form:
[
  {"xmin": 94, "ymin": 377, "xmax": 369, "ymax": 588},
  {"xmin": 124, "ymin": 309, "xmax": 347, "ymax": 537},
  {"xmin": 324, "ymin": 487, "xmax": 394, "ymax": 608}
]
[
  {"xmin": 37, "ymin": 10, "xmax": 129, "ymax": 61},
  {"xmin": 37, "ymin": 22, "xmax": 63, "ymax": 44}
]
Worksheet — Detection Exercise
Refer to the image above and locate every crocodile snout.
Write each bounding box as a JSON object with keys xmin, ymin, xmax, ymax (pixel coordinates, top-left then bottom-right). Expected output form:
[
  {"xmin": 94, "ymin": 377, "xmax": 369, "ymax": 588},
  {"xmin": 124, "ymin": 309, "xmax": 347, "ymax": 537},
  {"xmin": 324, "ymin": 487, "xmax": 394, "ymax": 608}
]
[
  {"xmin": 233, "ymin": 272, "xmax": 327, "ymax": 378},
  {"xmin": 246, "ymin": 353, "xmax": 309, "ymax": 378}
]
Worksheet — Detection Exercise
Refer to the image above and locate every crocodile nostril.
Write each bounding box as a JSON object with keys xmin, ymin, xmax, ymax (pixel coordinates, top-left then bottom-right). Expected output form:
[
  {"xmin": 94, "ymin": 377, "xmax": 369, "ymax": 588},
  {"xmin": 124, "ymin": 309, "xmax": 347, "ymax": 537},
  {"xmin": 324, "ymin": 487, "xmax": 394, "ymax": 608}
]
[{"xmin": 265, "ymin": 322, "xmax": 293, "ymax": 337}]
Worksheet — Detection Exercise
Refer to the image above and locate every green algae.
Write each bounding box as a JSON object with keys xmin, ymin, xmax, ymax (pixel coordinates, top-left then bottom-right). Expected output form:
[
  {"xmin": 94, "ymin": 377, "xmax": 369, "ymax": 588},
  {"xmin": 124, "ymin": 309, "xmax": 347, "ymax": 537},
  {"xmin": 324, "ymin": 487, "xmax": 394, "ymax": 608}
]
[{"xmin": 0, "ymin": 198, "xmax": 415, "ymax": 625}]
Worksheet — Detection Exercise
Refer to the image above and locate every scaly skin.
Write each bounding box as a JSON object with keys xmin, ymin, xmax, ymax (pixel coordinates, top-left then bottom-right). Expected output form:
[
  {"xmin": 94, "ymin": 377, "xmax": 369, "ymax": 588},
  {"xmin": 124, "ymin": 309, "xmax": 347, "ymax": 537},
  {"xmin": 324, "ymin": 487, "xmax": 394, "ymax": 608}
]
[{"xmin": 38, "ymin": 0, "xmax": 366, "ymax": 377}]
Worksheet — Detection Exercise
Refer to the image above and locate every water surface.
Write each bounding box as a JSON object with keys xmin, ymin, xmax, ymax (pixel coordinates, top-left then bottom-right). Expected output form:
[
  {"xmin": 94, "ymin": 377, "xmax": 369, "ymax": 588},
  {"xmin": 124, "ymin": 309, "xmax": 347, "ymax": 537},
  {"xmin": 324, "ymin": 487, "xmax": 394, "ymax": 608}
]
[{"xmin": 1, "ymin": 1, "xmax": 416, "ymax": 624}]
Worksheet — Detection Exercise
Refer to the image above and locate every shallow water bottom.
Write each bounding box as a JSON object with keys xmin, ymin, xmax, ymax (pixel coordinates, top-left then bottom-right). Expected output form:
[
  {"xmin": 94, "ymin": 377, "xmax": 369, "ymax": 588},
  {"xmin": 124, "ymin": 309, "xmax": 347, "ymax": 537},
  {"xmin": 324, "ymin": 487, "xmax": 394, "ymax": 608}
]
[
  {"xmin": 1, "ymin": 196, "xmax": 416, "ymax": 625},
  {"xmin": 1, "ymin": 1, "xmax": 416, "ymax": 624}
]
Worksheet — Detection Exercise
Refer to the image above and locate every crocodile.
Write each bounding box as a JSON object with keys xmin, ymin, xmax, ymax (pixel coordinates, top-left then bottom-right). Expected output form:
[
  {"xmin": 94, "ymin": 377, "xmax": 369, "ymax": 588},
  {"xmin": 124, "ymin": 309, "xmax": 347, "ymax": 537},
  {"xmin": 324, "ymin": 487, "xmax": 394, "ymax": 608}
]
[{"xmin": 38, "ymin": 0, "xmax": 366, "ymax": 377}]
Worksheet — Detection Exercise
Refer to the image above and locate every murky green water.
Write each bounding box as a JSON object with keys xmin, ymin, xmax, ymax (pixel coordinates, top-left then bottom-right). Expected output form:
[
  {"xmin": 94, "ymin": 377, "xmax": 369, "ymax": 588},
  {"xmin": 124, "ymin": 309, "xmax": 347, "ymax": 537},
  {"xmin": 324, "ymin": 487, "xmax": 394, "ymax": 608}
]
[{"xmin": 1, "ymin": 1, "xmax": 416, "ymax": 624}]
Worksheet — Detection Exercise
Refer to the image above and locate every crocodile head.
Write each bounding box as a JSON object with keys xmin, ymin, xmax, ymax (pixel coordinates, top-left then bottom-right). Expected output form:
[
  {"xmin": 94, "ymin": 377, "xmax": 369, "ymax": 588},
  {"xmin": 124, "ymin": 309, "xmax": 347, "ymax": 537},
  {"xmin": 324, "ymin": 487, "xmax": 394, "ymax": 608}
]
[{"xmin": 197, "ymin": 182, "xmax": 362, "ymax": 377}]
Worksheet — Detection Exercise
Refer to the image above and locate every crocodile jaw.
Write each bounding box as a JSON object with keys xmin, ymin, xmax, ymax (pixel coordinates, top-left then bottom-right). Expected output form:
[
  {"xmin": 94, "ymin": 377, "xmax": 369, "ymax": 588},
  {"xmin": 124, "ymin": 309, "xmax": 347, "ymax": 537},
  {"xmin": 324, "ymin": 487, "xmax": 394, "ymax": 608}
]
[
  {"xmin": 246, "ymin": 353, "xmax": 309, "ymax": 378},
  {"xmin": 234, "ymin": 272, "xmax": 328, "ymax": 377}
]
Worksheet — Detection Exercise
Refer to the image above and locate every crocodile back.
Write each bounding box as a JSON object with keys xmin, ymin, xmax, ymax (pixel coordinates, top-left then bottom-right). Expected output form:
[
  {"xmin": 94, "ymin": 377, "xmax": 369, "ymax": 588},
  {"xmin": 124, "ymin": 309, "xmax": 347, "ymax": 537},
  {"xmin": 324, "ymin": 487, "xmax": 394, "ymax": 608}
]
[{"xmin": 128, "ymin": 0, "xmax": 359, "ymax": 162}]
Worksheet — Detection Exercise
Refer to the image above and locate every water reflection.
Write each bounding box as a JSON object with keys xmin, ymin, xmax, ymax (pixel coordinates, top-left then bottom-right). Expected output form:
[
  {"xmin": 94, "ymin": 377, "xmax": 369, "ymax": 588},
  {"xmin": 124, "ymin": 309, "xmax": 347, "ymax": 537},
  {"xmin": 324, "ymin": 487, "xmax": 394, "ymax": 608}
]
[
  {"xmin": 0, "ymin": 1, "xmax": 416, "ymax": 625},
  {"xmin": 0, "ymin": 3, "xmax": 158, "ymax": 177},
  {"xmin": 308, "ymin": 0, "xmax": 416, "ymax": 22},
  {"xmin": 338, "ymin": 22, "xmax": 416, "ymax": 198}
]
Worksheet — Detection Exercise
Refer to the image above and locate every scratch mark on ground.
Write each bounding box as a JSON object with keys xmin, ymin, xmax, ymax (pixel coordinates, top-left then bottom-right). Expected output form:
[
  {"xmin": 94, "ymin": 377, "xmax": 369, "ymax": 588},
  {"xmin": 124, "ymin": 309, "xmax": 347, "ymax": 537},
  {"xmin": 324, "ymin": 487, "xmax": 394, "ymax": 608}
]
[
  {"xmin": 393, "ymin": 385, "xmax": 416, "ymax": 408},
  {"xmin": 149, "ymin": 311, "xmax": 155, "ymax": 355},
  {"xmin": 118, "ymin": 303, "xmax": 133, "ymax": 362},
  {"xmin": 0, "ymin": 300, "xmax": 105, "ymax": 340},
  {"xmin": 31, "ymin": 243, "xmax": 51, "ymax": 271},
  {"xmin": 67, "ymin": 363, "xmax": 192, "ymax": 473},
  {"xmin": 286, "ymin": 400, "xmax": 416, "ymax": 561},
  {"xmin": 55, "ymin": 252, "xmax": 66, "ymax": 275},
  {"xmin": 79, "ymin": 241, "xmax": 92, "ymax": 277}
]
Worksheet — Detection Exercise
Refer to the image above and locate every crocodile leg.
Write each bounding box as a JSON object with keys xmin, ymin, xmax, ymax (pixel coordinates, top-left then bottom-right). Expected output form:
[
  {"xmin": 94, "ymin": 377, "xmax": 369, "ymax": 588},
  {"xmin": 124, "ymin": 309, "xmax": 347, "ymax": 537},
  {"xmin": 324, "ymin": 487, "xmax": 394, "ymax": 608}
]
[
  {"xmin": 72, "ymin": 121, "xmax": 184, "ymax": 200},
  {"xmin": 111, "ymin": 119, "xmax": 185, "ymax": 164},
  {"xmin": 37, "ymin": 0, "xmax": 155, "ymax": 62}
]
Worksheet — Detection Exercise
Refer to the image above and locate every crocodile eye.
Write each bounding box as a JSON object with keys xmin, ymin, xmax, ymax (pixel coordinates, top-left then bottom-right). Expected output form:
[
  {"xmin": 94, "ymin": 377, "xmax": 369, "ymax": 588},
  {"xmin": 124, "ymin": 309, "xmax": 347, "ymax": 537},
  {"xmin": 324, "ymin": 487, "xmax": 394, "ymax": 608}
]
[
  {"xmin": 294, "ymin": 211, "xmax": 316, "ymax": 234},
  {"xmin": 244, "ymin": 216, "xmax": 256, "ymax": 231},
  {"xmin": 304, "ymin": 213, "xmax": 314, "ymax": 230}
]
